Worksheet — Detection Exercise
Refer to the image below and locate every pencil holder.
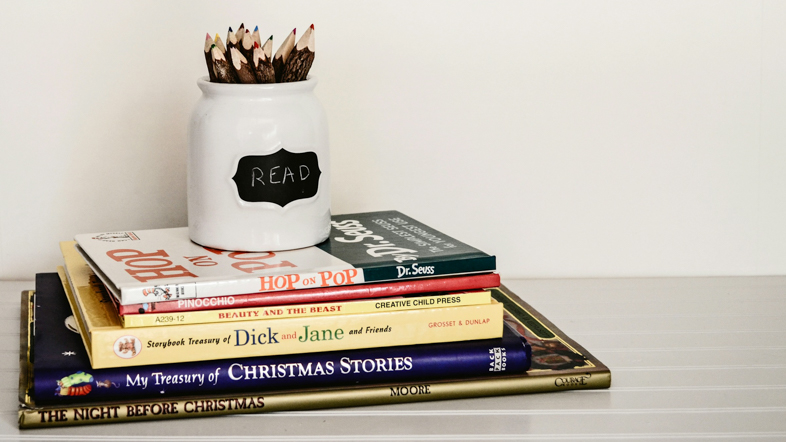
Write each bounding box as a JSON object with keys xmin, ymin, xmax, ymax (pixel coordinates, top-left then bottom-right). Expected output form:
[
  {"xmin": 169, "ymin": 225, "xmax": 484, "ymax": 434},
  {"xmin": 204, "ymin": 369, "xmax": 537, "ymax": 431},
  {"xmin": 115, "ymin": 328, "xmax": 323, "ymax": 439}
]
[{"xmin": 187, "ymin": 76, "xmax": 331, "ymax": 251}]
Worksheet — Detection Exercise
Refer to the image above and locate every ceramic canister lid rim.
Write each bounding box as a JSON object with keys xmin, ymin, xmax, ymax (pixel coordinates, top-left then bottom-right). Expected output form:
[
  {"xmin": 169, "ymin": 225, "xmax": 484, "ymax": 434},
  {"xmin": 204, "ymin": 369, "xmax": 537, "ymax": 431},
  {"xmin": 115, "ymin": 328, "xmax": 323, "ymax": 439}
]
[{"xmin": 196, "ymin": 76, "xmax": 318, "ymax": 97}]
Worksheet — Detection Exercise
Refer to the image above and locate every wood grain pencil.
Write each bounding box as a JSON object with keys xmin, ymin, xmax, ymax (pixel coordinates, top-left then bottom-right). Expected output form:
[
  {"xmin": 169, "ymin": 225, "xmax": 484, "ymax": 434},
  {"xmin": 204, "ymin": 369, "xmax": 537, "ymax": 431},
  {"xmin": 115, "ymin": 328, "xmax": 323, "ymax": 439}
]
[
  {"xmin": 252, "ymin": 39, "xmax": 275, "ymax": 83},
  {"xmin": 252, "ymin": 25, "xmax": 262, "ymax": 47},
  {"xmin": 240, "ymin": 28, "xmax": 255, "ymax": 64},
  {"xmin": 211, "ymin": 45, "xmax": 237, "ymax": 83},
  {"xmin": 281, "ymin": 24, "xmax": 315, "ymax": 82},
  {"xmin": 225, "ymin": 26, "xmax": 239, "ymax": 70},
  {"xmin": 263, "ymin": 35, "xmax": 273, "ymax": 60},
  {"xmin": 273, "ymin": 28, "xmax": 296, "ymax": 83},
  {"xmin": 230, "ymin": 47, "xmax": 257, "ymax": 83},
  {"xmin": 212, "ymin": 34, "xmax": 230, "ymax": 84},
  {"xmin": 214, "ymin": 33, "xmax": 227, "ymax": 53},
  {"xmin": 204, "ymin": 33, "xmax": 217, "ymax": 82}
]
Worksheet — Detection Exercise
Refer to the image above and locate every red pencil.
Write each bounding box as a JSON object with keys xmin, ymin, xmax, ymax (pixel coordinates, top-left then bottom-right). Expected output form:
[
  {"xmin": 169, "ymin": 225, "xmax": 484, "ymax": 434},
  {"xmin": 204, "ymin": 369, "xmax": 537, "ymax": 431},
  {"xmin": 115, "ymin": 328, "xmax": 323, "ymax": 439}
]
[
  {"xmin": 281, "ymin": 24, "xmax": 315, "ymax": 82},
  {"xmin": 252, "ymin": 38, "xmax": 275, "ymax": 83}
]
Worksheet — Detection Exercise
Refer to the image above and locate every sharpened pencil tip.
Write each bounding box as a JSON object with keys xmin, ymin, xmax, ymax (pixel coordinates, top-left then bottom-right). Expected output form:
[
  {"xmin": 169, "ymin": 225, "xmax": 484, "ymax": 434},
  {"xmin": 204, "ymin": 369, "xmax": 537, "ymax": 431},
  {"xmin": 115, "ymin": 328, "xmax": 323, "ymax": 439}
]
[
  {"xmin": 310, "ymin": 24, "xmax": 314, "ymax": 30},
  {"xmin": 228, "ymin": 26, "xmax": 233, "ymax": 32},
  {"xmin": 254, "ymin": 25, "xmax": 258, "ymax": 31},
  {"xmin": 206, "ymin": 32, "xmax": 212, "ymax": 40},
  {"xmin": 254, "ymin": 41, "xmax": 260, "ymax": 48},
  {"xmin": 268, "ymin": 35, "xmax": 273, "ymax": 40}
]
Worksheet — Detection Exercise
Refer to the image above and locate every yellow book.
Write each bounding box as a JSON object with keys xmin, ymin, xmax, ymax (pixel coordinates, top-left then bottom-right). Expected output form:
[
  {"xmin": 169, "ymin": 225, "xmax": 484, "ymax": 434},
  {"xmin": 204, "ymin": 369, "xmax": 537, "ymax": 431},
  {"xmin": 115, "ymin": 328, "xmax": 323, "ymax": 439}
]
[
  {"xmin": 60, "ymin": 242, "xmax": 504, "ymax": 369},
  {"xmin": 122, "ymin": 290, "xmax": 492, "ymax": 328}
]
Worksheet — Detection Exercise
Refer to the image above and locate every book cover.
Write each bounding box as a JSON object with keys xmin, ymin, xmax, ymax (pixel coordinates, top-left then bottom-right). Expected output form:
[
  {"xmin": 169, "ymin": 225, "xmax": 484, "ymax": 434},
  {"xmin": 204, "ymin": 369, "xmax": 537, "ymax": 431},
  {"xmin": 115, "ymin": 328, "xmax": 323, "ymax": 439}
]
[
  {"xmin": 122, "ymin": 290, "xmax": 493, "ymax": 328},
  {"xmin": 117, "ymin": 273, "xmax": 501, "ymax": 316},
  {"xmin": 74, "ymin": 211, "xmax": 496, "ymax": 305},
  {"xmin": 61, "ymin": 245, "xmax": 504, "ymax": 369},
  {"xmin": 19, "ymin": 283, "xmax": 611, "ymax": 428},
  {"xmin": 29, "ymin": 273, "xmax": 529, "ymax": 405}
]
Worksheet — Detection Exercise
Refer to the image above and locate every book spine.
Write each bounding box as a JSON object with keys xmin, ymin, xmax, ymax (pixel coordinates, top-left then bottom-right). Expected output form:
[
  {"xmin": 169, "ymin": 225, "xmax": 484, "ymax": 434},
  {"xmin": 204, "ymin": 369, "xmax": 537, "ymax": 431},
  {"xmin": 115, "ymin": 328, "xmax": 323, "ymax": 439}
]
[
  {"xmin": 361, "ymin": 255, "xmax": 497, "ymax": 285},
  {"xmin": 34, "ymin": 327, "xmax": 529, "ymax": 405},
  {"xmin": 114, "ymin": 258, "xmax": 497, "ymax": 305},
  {"xmin": 122, "ymin": 291, "xmax": 492, "ymax": 328},
  {"xmin": 19, "ymin": 370, "xmax": 611, "ymax": 428},
  {"xmin": 116, "ymin": 267, "xmax": 368, "ymax": 305},
  {"xmin": 90, "ymin": 302, "xmax": 504, "ymax": 369},
  {"xmin": 118, "ymin": 273, "xmax": 501, "ymax": 316}
]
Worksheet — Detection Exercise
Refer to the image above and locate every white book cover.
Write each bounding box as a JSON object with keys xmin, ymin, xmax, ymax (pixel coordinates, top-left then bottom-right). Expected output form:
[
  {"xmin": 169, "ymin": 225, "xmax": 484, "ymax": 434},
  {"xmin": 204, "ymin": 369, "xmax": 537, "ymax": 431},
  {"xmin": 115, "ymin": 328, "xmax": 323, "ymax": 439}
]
[
  {"xmin": 73, "ymin": 211, "xmax": 496, "ymax": 305},
  {"xmin": 72, "ymin": 229, "xmax": 355, "ymax": 305}
]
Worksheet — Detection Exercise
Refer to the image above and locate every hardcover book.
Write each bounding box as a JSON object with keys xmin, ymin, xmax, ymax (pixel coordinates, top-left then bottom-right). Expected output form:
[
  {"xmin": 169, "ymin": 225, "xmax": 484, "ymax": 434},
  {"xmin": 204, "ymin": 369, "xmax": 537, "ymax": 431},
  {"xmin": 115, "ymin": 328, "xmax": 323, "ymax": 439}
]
[
  {"xmin": 122, "ymin": 290, "xmax": 493, "ymax": 328},
  {"xmin": 116, "ymin": 273, "xmax": 501, "ymax": 317},
  {"xmin": 74, "ymin": 211, "xmax": 496, "ymax": 305},
  {"xmin": 61, "ymin": 245, "xmax": 504, "ymax": 369},
  {"xmin": 27, "ymin": 273, "xmax": 530, "ymax": 405},
  {"xmin": 19, "ymin": 282, "xmax": 611, "ymax": 428}
]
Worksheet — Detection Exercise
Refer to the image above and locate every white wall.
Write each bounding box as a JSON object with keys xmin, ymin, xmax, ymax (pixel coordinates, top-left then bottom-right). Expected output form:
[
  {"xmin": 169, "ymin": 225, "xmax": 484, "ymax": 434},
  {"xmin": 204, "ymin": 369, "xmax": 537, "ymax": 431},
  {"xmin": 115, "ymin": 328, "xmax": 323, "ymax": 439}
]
[{"xmin": 1, "ymin": 1, "xmax": 784, "ymax": 280}]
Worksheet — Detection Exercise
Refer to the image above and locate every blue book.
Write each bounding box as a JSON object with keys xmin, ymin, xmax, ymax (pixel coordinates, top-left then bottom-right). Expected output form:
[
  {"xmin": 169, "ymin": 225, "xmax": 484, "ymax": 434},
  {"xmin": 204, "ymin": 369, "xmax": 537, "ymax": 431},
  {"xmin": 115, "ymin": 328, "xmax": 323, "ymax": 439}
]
[{"xmin": 31, "ymin": 273, "xmax": 531, "ymax": 406}]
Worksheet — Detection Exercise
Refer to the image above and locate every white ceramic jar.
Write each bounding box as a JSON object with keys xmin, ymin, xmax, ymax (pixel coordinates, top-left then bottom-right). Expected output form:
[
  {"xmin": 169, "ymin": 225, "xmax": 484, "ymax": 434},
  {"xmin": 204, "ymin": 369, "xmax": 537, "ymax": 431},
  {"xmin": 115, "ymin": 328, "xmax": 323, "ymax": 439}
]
[{"xmin": 187, "ymin": 76, "xmax": 330, "ymax": 251}]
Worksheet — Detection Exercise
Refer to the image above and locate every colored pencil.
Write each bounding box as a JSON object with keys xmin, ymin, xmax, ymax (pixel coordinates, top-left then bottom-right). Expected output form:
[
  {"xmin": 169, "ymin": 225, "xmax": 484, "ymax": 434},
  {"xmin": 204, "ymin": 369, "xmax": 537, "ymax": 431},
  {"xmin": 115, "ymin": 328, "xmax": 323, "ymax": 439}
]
[
  {"xmin": 213, "ymin": 33, "xmax": 227, "ymax": 55},
  {"xmin": 273, "ymin": 28, "xmax": 296, "ymax": 83},
  {"xmin": 225, "ymin": 26, "xmax": 239, "ymax": 71},
  {"xmin": 253, "ymin": 38, "xmax": 275, "ymax": 83},
  {"xmin": 204, "ymin": 33, "xmax": 217, "ymax": 82},
  {"xmin": 240, "ymin": 28, "xmax": 255, "ymax": 64},
  {"xmin": 252, "ymin": 25, "xmax": 262, "ymax": 47},
  {"xmin": 230, "ymin": 47, "xmax": 257, "ymax": 84},
  {"xmin": 211, "ymin": 45, "xmax": 237, "ymax": 83},
  {"xmin": 281, "ymin": 24, "xmax": 315, "ymax": 82}
]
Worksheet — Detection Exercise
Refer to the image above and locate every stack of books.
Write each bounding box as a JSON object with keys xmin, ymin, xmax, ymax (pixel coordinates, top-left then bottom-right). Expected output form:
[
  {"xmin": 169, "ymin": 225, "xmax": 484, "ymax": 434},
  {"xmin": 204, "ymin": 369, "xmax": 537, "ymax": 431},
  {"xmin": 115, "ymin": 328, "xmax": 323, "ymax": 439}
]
[{"xmin": 18, "ymin": 210, "xmax": 610, "ymax": 428}]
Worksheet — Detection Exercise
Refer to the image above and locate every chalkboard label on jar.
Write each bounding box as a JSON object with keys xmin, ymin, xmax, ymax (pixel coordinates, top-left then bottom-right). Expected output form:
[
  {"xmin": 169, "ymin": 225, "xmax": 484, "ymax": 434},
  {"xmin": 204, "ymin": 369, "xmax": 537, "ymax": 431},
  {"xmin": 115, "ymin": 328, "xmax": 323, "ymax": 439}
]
[{"xmin": 231, "ymin": 149, "xmax": 322, "ymax": 207}]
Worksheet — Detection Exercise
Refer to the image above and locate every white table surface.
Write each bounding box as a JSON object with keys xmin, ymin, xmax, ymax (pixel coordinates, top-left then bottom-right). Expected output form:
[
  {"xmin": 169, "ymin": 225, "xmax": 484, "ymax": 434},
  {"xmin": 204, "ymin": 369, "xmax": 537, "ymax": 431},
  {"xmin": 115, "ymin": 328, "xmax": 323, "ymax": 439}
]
[{"xmin": 0, "ymin": 276, "xmax": 784, "ymax": 441}]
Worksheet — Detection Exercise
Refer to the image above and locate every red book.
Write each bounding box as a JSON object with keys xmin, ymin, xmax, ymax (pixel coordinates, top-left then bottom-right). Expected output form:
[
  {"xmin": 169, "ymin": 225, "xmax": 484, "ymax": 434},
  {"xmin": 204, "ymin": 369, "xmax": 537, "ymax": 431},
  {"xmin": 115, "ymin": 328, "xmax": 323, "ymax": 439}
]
[{"xmin": 117, "ymin": 273, "xmax": 500, "ymax": 316}]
